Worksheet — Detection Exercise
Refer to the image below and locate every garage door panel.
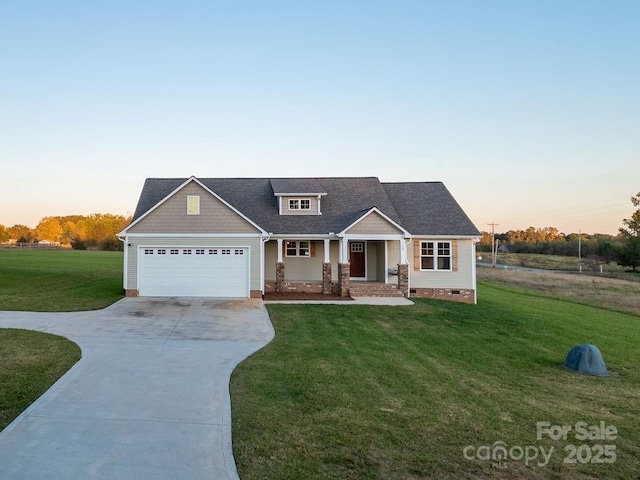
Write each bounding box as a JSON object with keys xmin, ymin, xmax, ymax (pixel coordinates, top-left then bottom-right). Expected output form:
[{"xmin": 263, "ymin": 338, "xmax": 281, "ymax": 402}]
[{"xmin": 138, "ymin": 247, "xmax": 249, "ymax": 297}]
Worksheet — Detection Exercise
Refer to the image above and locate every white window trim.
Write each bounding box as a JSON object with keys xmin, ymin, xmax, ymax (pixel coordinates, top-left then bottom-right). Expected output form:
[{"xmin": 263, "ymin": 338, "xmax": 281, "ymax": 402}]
[
  {"xmin": 187, "ymin": 195, "xmax": 200, "ymax": 215},
  {"xmin": 288, "ymin": 198, "xmax": 311, "ymax": 210},
  {"xmin": 420, "ymin": 241, "xmax": 452, "ymax": 271},
  {"xmin": 285, "ymin": 240, "xmax": 311, "ymax": 257}
]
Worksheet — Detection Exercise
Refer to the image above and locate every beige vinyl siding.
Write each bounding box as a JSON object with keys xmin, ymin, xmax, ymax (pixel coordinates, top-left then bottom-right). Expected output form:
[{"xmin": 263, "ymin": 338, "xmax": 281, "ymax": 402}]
[
  {"xmin": 365, "ymin": 241, "xmax": 378, "ymax": 281},
  {"xmin": 409, "ymin": 238, "xmax": 474, "ymax": 289},
  {"xmin": 376, "ymin": 240, "xmax": 386, "ymax": 281},
  {"xmin": 280, "ymin": 196, "xmax": 320, "ymax": 216},
  {"xmin": 345, "ymin": 211, "xmax": 404, "ymax": 235},
  {"xmin": 126, "ymin": 236, "xmax": 262, "ymax": 291},
  {"xmin": 387, "ymin": 240, "xmax": 401, "ymax": 267},
  {"xmin": 128, "ymin": 182, "xmax": 260, "ymax": 234},
  {"xmin": 265, "ymin": 240, "xmax": 340, "ymax": 281}
]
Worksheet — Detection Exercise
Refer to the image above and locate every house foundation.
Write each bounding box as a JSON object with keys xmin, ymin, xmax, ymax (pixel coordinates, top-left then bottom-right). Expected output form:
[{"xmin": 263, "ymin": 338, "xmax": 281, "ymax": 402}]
[{"xmin": 410, "ymin": 288, "xmax": 475, "ymax": 304}]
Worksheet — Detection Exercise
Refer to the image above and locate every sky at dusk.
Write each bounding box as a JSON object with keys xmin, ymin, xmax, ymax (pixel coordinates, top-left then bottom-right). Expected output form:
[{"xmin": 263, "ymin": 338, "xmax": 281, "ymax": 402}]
[{"xmin": 1, "ymin": 1, "xmax": 638, "ymax": 235}]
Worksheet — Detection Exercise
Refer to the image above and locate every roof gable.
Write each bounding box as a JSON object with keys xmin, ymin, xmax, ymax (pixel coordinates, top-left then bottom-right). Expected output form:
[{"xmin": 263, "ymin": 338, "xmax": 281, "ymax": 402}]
[
  {"xmin": 341, "ymin": 208, "xmax": 409, "ymax": 237},
  {"xmin": 122, "ymin": 177, "xmax": 264, "ymax": 235}
]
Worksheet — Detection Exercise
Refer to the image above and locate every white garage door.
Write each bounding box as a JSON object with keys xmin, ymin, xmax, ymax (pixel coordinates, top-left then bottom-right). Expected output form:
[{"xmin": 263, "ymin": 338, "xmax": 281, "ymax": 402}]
[{"xmin": 138, "ymin": 247, "xmax": 249, "ymax": 297}]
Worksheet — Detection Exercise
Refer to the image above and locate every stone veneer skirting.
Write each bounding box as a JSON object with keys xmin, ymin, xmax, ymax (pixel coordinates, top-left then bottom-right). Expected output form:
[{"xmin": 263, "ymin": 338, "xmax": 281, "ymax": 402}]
[
  {"xmin": 265, "ymin": 281, "xmax": 324, "ymax": 294},
  {"xmin": 410, "ymin": 288, "xmax": 475, "ymax": 304}
]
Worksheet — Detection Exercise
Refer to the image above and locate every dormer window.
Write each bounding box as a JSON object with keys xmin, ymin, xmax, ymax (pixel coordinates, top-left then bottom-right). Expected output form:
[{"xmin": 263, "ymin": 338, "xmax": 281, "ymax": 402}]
[{"xmin": 289, "ymin": 199, "xmax": 311, "ymax": 210}]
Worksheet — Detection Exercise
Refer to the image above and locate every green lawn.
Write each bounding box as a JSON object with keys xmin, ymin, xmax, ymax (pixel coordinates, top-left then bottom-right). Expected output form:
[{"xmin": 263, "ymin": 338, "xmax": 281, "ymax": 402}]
[
  {"xmin": 0, "ymin": 250, "xmax": 114, "ymax": 431},
  {"xmin": 0, "ymin": 249, "xmax": 123, "ymax": 311},
  {"xmin": 231, "ymin": 283, "xmax": 640, "ymax": 479},
  {"xmin": 0, "ymin": 329, "xmax": 81, "ymax": 430}
]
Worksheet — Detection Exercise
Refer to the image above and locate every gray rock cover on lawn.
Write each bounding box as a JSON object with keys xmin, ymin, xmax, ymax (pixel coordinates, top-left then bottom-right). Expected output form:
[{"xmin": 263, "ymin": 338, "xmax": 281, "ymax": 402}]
[{"xmin": 564, "ymin": 344, "xmax": 609, "ymax": 377}]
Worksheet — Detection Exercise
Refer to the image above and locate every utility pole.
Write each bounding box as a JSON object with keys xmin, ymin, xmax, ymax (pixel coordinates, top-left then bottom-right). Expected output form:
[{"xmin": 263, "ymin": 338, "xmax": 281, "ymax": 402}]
[
  {"xmin": 487, "ymin": 222, "xmax": 499, "ymax": 268},
  {"xmin": 578, "ymin": 230, "xmax": 582, "ymax": 273}
]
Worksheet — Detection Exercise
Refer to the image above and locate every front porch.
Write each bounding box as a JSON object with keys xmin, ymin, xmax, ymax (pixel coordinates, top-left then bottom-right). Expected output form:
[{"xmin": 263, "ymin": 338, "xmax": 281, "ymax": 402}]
[{"xmin": 263, "ymin": 238, "xmax": 409, "ymax": 298}]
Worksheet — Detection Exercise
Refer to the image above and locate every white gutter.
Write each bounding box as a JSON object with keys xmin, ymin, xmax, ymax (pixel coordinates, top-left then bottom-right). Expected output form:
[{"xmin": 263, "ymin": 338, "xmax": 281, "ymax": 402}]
[{"xmin": 261, "ymin": 233, "xmax": 272, "ymax": 295}]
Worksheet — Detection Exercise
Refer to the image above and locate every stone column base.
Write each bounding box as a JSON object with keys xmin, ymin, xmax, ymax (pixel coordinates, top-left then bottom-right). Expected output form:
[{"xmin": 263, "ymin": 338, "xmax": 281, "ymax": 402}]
[
  {"xmin": 338, "ymin": 263, "xmax": 350, "ymax": 298},
  {"xmin": 276, "ymin": 262, "xmax": 285, "ymax": 293},
  {"xmin": 322, "ymin": 263, "xmax": 332, "ymax": 294},
  {"xmin": 397, "ymin": 264, "xmax": 409, "ymax": 298}
]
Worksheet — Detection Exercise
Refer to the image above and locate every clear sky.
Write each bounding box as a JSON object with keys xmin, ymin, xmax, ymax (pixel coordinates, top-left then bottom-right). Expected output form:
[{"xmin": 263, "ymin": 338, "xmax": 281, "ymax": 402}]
[{"xmin": 1, "ymin": 1, "xmax": 638, "ymax": 234}]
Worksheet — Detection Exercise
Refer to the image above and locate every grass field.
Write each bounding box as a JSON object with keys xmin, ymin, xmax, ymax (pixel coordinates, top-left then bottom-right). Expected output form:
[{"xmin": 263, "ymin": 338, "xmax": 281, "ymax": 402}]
[
  {"xmin": 477, "ymin": 266, "xmax": 640, "ymax": 317},
  {"xmin": 0, "ymin": 249, "xmax": 123, "ymax": 311},
  {"xmin": 231, "ymin": 283, "xmax": 640, "ymax": 479},
  {"xmin": 482, "ymin": 252, "xmax": 635, "ymax": 278},
  {"xmin": 0, "ymin": 329, "xmax": 81, "ymax": 431}
]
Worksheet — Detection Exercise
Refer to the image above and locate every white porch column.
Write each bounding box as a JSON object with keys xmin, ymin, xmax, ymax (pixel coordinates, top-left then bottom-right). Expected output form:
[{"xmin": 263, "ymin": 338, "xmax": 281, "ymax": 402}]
[
  {"xmin": 324, "ymin": 238, "xmax": 331, "ymax": 263},
  {"xmin": 277, "ymin": 238, "xmax": 283, "ymax": 262},
  {"xmin": 400, "ymin": 238, "xmax": 408, "ymax": 264},
  {"xmin": 339, "ymin": 238, "xmax": 349, "ymax": 263}
]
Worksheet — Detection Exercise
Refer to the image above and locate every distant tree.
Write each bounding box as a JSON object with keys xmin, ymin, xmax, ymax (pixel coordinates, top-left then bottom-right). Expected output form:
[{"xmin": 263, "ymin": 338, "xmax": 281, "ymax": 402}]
[
  {"xmin": 595, "ymin": 238, "xmax": 617, "ymax": 263},
  {"xmin": 61, "ymin": 217, "xmax": 88, "ymax": 245},
  {"xmin": 35, "ymin": 217, "xmax": 63, "ymax": 243},
  {"xmin": 479, "ymin": 231, "xmax": 493, "ymax": 246},
  {"xmin": 0, "ymin": 224, "xmax": 8, "ymax": 243},
  {"xmin": 7, "ymin": 224, "xmax": 34, "ymax": 243},
  {"xmin": 616, "ymin": 192, "xmax": 640, "ymax": 272}
]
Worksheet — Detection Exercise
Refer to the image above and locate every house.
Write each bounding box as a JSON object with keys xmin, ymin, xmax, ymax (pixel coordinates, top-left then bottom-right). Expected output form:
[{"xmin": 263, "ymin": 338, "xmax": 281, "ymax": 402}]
[{"xmin": 117, "ymin": 177, "xmax": 481, "ymax": 303}]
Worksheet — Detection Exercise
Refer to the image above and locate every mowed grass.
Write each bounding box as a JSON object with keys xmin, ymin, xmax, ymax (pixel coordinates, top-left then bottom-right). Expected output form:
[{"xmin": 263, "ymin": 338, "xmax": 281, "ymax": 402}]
[
  {"xmin": 0, "ymin": 329, "xmax": 81, "ymax": 430},
  {"xmin": 0, "ymin": 249, "xmax": 123, "ymax": 311},
  {"xmin": 231, "ymin": 284, "xmax": 640, "ymax": 479}
]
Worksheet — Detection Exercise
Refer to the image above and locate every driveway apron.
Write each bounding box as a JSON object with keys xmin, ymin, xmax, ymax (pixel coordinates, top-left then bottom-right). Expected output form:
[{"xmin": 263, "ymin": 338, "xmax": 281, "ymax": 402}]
[{"xmin": 0, "ymin": 297, "xmax": 274, "ymax": 480}]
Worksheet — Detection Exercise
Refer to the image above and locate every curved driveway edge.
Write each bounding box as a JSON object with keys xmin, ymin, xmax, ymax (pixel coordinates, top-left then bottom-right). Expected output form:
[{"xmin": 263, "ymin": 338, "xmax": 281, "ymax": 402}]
[{"xmin": 0, "ymin": 297, "xmax": 274, "ymax": 480}]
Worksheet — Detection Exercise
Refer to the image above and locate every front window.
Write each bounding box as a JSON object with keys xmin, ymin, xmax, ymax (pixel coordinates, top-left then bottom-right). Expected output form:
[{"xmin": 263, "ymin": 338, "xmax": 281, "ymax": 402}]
[
  {"xmin": 285, "ymin": 240, "xmax": 310, "ymax": 257},
  {"xmin": 421, "ymin": 241, "xmax": 451, "ymax": 270}
]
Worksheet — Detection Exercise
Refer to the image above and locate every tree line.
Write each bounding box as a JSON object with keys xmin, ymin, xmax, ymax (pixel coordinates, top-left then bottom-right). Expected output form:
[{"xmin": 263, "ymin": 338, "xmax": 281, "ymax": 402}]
[
  {"xmin": 0, "ymin": 214, "xmax": 132, "ymax": 251},
  {"xmin": 478, "ymin": 193, "xmax": 640, "ymax": 272},
  {"xmin": 477, "ymin": 229, "xmax": 617, "ymax": 260}
]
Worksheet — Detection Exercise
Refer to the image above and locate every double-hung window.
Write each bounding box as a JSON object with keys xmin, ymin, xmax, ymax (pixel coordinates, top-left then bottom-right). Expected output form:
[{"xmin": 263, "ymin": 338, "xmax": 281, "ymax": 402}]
[
  {"xmin": 420, "ymin": 241, "xmax": 451, "ymax": 270},
  {"xmin": 285, "ymin": 241, "xmax": 310, "ymax": 257}
]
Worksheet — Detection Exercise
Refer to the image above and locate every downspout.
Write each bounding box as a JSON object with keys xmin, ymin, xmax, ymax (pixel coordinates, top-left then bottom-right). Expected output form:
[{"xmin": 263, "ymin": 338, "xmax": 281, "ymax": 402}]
[
  {"xmin": 261, "ymin": 233, "xmax": 272, "ymax": 297},
  {"xmin": 117, "ymin": 234, "xmax": 128, "ymax": 291},
  {"xmin": 472, "ymin": 238, "xmax": 479, "ymax": 304},
  {"xmin": 405, "ymin": 236, "xmax": 412, "ymax": 295}
]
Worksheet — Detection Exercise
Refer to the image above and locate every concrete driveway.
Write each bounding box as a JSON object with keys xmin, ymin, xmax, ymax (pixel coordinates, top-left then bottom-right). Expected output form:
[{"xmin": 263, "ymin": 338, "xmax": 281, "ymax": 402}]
[{"xmin": 0, "ymin": 297, "xmax": 274, "ymax": 480}]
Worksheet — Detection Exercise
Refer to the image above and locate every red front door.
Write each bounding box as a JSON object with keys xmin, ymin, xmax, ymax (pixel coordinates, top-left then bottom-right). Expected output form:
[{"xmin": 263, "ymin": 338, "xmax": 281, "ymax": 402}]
[{"xmin": 349, "ymin": 242, "xmax": 365, "ymax": 277}]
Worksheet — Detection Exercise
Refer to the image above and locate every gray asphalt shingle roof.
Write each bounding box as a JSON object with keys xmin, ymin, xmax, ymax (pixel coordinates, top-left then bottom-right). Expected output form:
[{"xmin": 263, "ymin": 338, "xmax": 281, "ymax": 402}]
[
  {"xmin": 269, "ymin": 178, "xmax": 327, "ymax": 195},
  {"xmin": 131, "ymin": 177, "xmax": 480, "ymax": 236}
]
